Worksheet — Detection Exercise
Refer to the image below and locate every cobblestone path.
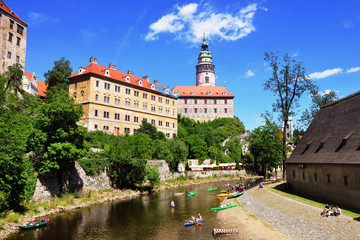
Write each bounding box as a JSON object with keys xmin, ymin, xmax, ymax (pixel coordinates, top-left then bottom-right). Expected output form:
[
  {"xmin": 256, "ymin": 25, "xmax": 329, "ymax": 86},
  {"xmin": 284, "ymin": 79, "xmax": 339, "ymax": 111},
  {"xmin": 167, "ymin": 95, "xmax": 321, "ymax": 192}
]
[{"xmin": 237, "ymin": 186, "xmax": 360, "ymax": 240}]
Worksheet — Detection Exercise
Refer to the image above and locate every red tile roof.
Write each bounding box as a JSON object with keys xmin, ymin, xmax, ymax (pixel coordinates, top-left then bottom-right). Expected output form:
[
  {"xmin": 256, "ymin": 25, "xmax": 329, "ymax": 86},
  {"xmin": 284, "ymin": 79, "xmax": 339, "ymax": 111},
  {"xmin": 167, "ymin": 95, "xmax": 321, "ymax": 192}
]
[
  {"xmin": 37, "ymin": 80, "xmax": 47, "ymax": 97},
  {"xmin": 24, "ymin": 72, "xmax": 33, "ymax": 81},
  {"xmin": 0, "ymin": 1, "xmax": 27, "ymax": 26},
  {"xmin": 171, "ymin": 86, "xmax": 234, "ymax": 98},
  {"xmin": 68, "ymin": 62, "xmax": 165, "ymax": 95}
]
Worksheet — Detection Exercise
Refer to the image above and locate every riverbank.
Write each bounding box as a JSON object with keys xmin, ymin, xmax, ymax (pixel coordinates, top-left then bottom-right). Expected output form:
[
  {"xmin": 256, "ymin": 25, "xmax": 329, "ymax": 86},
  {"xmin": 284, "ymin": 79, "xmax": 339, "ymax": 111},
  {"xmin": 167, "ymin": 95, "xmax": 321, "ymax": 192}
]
[
  {"xmin": 0, "ymin": 174, "xmax": 259, "ymax": 239},
  {"xmin": 217, "ymin": 181, "xmax": 360, "ymax": 240}
]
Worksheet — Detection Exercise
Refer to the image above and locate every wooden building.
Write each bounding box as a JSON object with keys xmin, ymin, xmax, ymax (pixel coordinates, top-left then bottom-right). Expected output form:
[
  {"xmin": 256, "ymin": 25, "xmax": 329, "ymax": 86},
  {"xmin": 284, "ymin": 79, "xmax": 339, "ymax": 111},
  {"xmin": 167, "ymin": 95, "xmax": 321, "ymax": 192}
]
[{"xmin": 286, "ymin": 91, "xmax": 360, "ymax": 208}]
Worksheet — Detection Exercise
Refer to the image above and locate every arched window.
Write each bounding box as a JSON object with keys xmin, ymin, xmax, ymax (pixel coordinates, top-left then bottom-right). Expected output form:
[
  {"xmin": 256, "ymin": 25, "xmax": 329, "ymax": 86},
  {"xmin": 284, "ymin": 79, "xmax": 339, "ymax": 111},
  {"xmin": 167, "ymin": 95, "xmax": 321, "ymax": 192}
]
[
  {"xmin": 125, "ymin": 76, "xmax": 130, "ymax": 82},
  {"xmin": 151, "ymin": 84, "xmax": 155, "ymax": 90},
  {"xmin": 105, "ymin": 69, "xmax": 110, "ymax": 77},
  {"xmin": 138, "ymin": 80, "xmax": 143, "ymax": 86}
]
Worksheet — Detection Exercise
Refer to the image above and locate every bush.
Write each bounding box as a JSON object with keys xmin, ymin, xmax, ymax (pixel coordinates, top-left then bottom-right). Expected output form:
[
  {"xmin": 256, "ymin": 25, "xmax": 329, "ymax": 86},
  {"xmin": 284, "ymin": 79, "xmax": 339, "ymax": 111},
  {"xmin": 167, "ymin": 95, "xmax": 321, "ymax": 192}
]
[{"xmin": 78, "ymin": 158, "xmax": 110, "ymax": 176}]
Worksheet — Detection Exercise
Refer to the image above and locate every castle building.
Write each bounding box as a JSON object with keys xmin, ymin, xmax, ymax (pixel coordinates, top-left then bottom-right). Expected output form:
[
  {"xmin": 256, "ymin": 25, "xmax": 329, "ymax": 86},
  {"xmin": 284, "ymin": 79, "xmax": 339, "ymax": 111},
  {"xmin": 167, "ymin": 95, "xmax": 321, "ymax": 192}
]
[
  {"xmin": 0, "ymin": 0, "xmax": 27, "ymax": 74},
  {"xmin": 22, "ymin": 72, "xmax": 47, "ymax": 98},
  {"xmin": 68, "ymin": 57, "xmax": 178, "ymax": 137},
  {"xmin": 171, "ymin": 36, "xmax": 234, "ymax": 122}
]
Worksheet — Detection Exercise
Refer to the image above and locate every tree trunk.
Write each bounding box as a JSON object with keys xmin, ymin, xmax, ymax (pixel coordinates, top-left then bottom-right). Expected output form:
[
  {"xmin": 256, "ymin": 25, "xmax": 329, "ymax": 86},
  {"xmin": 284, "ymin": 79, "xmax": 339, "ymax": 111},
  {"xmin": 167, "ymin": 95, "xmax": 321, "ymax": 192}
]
[{"xmin": 282, "ymin": 119, "xmax": 288, "ymax": 180}]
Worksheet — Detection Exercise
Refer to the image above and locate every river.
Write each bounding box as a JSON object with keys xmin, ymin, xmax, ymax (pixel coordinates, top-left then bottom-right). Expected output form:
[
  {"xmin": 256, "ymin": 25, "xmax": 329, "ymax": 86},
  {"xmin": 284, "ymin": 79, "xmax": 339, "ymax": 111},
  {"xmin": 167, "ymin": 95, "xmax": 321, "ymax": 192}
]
[{"xmin": 7, "ymin": 180, "xmax": 254, "ymax": 240}]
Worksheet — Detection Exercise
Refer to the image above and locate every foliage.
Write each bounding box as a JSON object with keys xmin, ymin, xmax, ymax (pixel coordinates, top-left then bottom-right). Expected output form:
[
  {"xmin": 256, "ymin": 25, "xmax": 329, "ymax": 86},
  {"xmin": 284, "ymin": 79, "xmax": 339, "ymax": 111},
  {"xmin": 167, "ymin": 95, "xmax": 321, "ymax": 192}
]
[
  {"xmin": 293, "ymin": 128, "xmax": 305, "ymax": 145},
  {"xmin": 249, "ymin": 118, "xmax": 283, "ymax": 177},
  {"xmin": 137, "ymin": 119, "xmax": 166, "ymax": 141},
  {"xmin": 264, "ymin": 51, "xmax": 317, "ymax": 177},
  {"xmin": 224, "ymin": 137, "xmax": 242, "ymax": 170},
  {"xmin": 44, "ymin": 57, "xmax": 72, "ymax": 93},
  {"xmin": 145, "ymin": 165, "xmax": 160, "ymax": 186},
  {"xmin": 77, "ymin": 158, "xmax": 110, "ymax": 176},
  {"xmin": 4, "ymin": 63, "xmax": 24, "ymax": 95},
  {"xmin": 299, "ymin": 89, "xmax": 338, "ymax": 130},
  {"xmin": 184, "ymin": 134, "xmax": 208, "ymax": 160}
]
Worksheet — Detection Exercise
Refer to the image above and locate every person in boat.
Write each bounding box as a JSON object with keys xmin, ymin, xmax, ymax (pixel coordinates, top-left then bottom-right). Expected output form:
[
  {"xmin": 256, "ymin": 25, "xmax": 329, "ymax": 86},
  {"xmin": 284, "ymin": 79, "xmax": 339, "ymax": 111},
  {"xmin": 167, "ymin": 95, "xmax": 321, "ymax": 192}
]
[
  {"xmin": 170, "ymin": 200, "xmax": 175, "ymax": 206},
  {"xmin": 190, "ymin": 215, "xmax": 196, "ymax": 223},
  {"xmin": 196, "ymin": 213, "xmax": 202, "ymax": 221}
]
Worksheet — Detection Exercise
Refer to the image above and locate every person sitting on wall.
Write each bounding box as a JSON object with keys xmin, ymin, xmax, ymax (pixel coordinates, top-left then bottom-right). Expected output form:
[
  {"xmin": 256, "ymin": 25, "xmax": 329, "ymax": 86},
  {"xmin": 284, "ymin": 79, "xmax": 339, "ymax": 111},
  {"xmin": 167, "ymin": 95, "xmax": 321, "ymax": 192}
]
[
  {"xmin": 326, "ymin": 206, "xmax": 335, "ymax": 217},
  {"xmin": 322, "ymin": 204, "xmax": 330, "ymax": 217},
  {"xmin": 334, "ymin": 206, "xmax": 342, "ymax": 216},
  {"xmin": 259, "ymin": 183, "xmax": 264, "ymax": 189}
]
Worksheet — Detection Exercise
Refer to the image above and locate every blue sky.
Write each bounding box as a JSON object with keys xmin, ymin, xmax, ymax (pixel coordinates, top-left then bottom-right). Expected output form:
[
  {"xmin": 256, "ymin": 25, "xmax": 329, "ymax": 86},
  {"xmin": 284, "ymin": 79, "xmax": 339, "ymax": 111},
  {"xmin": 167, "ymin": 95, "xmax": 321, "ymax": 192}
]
[{"xmin": 10, "ymin": 0, "xmax": 360, "ymax": 130}]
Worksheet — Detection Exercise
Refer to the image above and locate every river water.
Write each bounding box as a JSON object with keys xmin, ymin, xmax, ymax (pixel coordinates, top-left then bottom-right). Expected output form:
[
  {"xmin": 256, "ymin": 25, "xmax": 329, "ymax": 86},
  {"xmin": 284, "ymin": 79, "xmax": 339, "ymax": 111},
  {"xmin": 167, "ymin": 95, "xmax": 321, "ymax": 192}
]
[{"xmin": 7, "ymin": 180, "xmax": 253, "ymax": 240}]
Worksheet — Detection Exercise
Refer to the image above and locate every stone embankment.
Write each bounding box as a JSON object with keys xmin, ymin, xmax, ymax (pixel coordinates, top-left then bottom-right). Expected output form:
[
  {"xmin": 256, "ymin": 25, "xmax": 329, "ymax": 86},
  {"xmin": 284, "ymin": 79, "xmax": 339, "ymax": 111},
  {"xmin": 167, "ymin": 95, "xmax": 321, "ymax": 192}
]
[{"xmin": 218, "ymin": 181, "xmax": 360, "ymax": 240}]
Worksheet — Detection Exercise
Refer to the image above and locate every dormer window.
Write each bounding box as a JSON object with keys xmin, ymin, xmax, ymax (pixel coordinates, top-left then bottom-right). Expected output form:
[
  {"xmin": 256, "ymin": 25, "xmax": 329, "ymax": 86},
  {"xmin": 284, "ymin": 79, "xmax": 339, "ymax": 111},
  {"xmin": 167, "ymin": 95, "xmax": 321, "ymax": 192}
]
[
  {"xmin": 105, "ymin": 69, "xmax": 110, "ymax": 77},
  {"xmin": 79, "ymin": 67, "xmax": 85, "ymax": 74},
  {"xmin": 125, "ymin": 76, "xmax": 130, "ymax": 82},
  {"xmin": 151, "ymin": 84, "xmax": 155, "ymax": 90},
  {"xmin": 165, "ymin": 89, "xmax": 169, "ymax": 94},
  {"xmin": 222, "ymin": 91, "xmax": 227, "ymax": 95},
  {"xmin": 175, "ymin": 90, "xmax": 179, "ymax": 95},
  {"xmin": 207, "ymin": 91, "xmax": 211, "ymax": 95},
  {"xmin": 191, "ymin": 90, "xmax": 195, "ymax": 95},
  {"xmin": 138, "ymin": 80, "xmax": 143, "ymax": 86}
]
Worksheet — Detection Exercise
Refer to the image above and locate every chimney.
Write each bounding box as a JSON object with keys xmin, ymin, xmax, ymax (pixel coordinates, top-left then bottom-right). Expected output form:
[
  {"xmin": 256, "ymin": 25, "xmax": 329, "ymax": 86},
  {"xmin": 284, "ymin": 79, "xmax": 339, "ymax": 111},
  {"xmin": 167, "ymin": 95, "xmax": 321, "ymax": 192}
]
[
  {"xmin": 127, "ymin": 69, "xmax": 134, "ymax": 75},
  {"xmin": 143, "ymin": 75, "xmax": 149, "ymax": 81},
  {"xmin": 90, "ymin": 57, "xmax": 98, "ymax": 64},
  {"xmin": 154, "ymin": 79, "xmax": 159, "ymax": 84},
  {"xmin": 108, "ymin": 63, "xmax": 117, "ymax": 70}
]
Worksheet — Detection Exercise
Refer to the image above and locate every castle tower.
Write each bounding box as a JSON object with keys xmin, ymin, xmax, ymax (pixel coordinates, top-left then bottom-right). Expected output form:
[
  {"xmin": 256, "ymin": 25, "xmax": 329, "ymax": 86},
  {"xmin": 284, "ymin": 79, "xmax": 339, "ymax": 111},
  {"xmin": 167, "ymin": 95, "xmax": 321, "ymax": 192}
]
[{"xmin": 196, "ymin": 34, "xmax": 215, "ymax": 86}]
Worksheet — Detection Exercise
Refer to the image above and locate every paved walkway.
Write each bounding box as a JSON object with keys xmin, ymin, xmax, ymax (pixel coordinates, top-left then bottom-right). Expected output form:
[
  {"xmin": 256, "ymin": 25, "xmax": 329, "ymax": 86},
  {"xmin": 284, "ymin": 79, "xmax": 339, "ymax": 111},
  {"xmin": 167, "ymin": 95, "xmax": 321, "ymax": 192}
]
[{"xmin": 237, "ymin": 185, "xmax": 360, "ymax": 240}]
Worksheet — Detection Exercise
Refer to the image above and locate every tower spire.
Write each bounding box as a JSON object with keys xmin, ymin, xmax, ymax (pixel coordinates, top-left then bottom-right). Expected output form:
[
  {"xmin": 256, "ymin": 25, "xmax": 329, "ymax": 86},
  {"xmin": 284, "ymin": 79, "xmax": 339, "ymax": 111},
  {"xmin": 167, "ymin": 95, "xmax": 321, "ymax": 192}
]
[{"xmin": 196, "ymin": 34, "xmax": 215, "ymax": 87}]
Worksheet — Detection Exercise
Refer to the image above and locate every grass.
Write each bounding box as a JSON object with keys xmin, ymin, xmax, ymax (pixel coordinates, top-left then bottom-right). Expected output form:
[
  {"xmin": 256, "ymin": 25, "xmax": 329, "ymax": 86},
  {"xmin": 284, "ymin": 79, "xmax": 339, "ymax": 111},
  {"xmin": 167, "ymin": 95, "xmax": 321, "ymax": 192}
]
[{"xmin": 265, "ymin": 181, "xmax": 360, "ymax": 219}]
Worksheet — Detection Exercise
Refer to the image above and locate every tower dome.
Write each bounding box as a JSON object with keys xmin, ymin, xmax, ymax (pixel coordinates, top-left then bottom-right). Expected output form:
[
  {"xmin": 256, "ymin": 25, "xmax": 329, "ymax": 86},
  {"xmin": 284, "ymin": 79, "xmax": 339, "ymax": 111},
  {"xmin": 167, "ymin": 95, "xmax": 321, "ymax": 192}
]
[{"xmin": 196, "ymin": 34, "xmax": 215, "ymax": 87}]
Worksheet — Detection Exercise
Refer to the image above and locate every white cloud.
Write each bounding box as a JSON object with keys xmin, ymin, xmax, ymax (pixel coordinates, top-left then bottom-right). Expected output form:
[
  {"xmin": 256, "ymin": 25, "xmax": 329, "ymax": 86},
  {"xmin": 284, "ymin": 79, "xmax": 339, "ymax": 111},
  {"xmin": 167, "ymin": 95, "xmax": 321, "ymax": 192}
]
[
  {"xmin": 28, "ymin": 12, "xmax": 48, "ymax": 25},
  {"xmin": 145, "ymin": 3, "xmax": 261, "ymax": 43},
  {"xmin": 308, "ymin": 68, "xmax": 343, "ymax": 79},
  {"xmin": 245, "ymin": 70, "xmax": 255, "ymax": 77},
  {"xmin": 320, "ymin": 89, "xmax": 339, "ymax": 96},
  {"xmin": 343, "ymin": 20, "xmax": 354, "ymax": 28},
  {"xmin": 346, "ymin": 67, "xmax": 360, "ymax": 73},
  {"xmin": 80, "ymin": 29, "xmax": 97, "ymax": 44}
]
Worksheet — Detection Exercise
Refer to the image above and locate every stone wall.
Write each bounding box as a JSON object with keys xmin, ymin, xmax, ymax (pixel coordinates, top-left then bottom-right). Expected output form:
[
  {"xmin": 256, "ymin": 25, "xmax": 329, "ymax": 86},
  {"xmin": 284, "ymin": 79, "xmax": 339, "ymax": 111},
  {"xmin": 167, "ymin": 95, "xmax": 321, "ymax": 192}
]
[
  {"xmin": 147, "ymin": 160, "xmax": 185, "ymax": 182},
  {"xmin": 187, "ymin": 169, "xmax": 245, "ymax": 179}
]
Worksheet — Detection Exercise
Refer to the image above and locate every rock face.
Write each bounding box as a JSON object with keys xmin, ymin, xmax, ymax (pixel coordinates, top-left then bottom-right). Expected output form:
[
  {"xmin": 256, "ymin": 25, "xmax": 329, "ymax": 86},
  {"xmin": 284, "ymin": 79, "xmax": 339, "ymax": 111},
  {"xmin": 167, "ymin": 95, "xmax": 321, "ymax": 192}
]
[
  {"xmin": 32, "ymin": 161, "xmax": 111, "ymax": 202},
  {"xmin": 147, "ymin": 160, "xmax": 185, "ymax": 182},
  {"xmin": 222, "ymin": 131, "xmax": 250, "ymax": 155}
]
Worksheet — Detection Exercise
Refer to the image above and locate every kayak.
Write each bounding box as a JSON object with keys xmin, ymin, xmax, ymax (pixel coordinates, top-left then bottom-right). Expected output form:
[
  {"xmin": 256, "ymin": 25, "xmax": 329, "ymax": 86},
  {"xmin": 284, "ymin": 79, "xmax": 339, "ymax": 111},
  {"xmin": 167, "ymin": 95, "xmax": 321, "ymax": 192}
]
[
  {"xmin": 211, "ymin": 204, "xmax": 238, "ymax": 211},
  {"xmin": 184, "ymin": 219, "xmax": 205, "ymax": 226},
  {"xmin": 207, "ymin": 188, "xmax": 218, "ymax": 192},
  {"xmin": 188, "ymin": 192, "xmax": 195, "ymax": 196},
  {"xmin": 19, "ymin": 219, "xmax": 49, "ymax": 229},
  {"xmin": 217, "ymin": 192, "xmax": 239, "ymax": 197},
  {"xmin": 220, "ymin": 189, "xmax": 238, "ymax": 193},
  {"xmin": 227, "ymin": 192, "xmax": 244, "ymax": 199}
]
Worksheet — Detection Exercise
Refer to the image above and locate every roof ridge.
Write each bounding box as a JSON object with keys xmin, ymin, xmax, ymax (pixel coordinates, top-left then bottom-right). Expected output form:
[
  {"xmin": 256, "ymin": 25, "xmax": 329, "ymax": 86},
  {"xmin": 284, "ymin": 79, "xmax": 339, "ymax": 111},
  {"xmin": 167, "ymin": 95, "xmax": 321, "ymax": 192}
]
[
  {"xmin": 321, "ymin": 90, "xmax": 360, "ymax": 108},
  {"xmin": 0, "ymin": 0, "xmax": 27, "ymax": 26}
]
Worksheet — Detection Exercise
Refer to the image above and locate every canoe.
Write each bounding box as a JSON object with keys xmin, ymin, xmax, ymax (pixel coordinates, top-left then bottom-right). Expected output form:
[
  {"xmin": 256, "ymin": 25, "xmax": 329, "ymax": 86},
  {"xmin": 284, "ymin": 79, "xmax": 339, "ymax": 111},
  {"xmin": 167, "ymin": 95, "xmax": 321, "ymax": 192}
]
[
  {"xmin": 184, "ymin": 219, "xmax": 205, "ymax": 226},
  {"xmin": 227, "ymin": 192, "xmax": 244, "ymax": 199},
  {"xmin": 211, "ymin": 204, "xmax": 238, "ymax": 211},
  {"xmin": 19, "ymin": 219, "xmax": 49, "ymax": 229},
  {"xmin": 188, "ymin": 192, "xmax": 195, "ymax": 196},
  {"xmin": 207, "ymin": 188, "xmax": 218, "ymax": 192},
  {"xmin": 217, "ymin": 191, "xmax": 239, "ymax": 197},
  {"xmin": 174, "ymin": 192, "xmax": 184, "ymax": 196}
]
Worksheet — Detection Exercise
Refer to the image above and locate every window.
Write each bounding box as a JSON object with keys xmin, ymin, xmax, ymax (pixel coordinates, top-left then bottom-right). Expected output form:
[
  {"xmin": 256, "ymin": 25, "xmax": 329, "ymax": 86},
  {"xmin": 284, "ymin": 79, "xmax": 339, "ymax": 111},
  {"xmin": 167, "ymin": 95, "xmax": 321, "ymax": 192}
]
[
  {"xmin": 94, "ymin": 124, "xmax": 98, "ymax": 129},
  {"xmin": 166, "ymin": 99, "xmax": 169, "ymax": 104},
  {"xmin": 17, "ymin": 24, "xmax": 24, "ymax": 35},
  {"xmin": 166, "ymin": 133, "xmax": 170, "ymax": 138},
  {"xmin": 158, "ymin": 108, "xmax": 163, "ymax": 114},
  {"xmin": 104, "ymin": 83, "xmax": 110, "ymax": 90},
  {"xmin": 134, "ymin": 90, "xmax": 139, "ymax": 97},
  {"xmin": 184, "ymin": 99, "xmax": 187, "ymax": 104},
  {"xmin": 103, "ymin": 111, "xmax": 109, "ymax": 118},
  {"xmin": 166, "ymin": 109, "xmax": 170, "ymax": 115},
  {"xmin": 7, "ymin": 51, "xmax": 11, "ymax": 59},
  {"xmin": 151, "ymin": 106, "xmax": 156, "ymax": 113},
  {"xmin": 327, "ymin": 174, "xmax": 330, "ymax": 183},
  {"xmin": 95, "ymin": 94, "xmax": 99, "ymax": 101},
  {"xmin": 184, "ymin": 108, "xmax": 187, "ymax": 113},
  {"xmin": 104, "ymin": 96, "xmax": 110, "ymax": 103},
  {"xmin": 224, "ymin": 108, "xmax": 227, "ymax": 113},
  {"xmin": 96, "ymin": 81, "xmax": 99, "ymax": 87},
  {"xmin": 158, "ymin": 120, "xmax": 163, "ymax": 126},
  {"xmin": 143, "ymin": 93, "xmax": 148, "ymax": 99},
  {"xmin": 124, "ymin": 128, "xmax": 130, "ymax": 134},
  {"xmin": 214, "ymin": 100, "xmax": 217, "ymax": 104},
  {"xmin": 194, "ymin": 100, "xmax": 197, "ymax": 104},
  {"xmin": 115, "ymin": 113, "xmax": 120, "ymax": 120},
  {"xmin": 214, "ymin": 108, "xmax": 217, "ymax": 113},
  {"xmin": 10, "ymin": 20, "xmax": 14, "ymax": 29},
  {"xmin": 125, "ymin": 115, "xmax": 130, "ymax": 121},
  {"xmin": 114, "ymin": 98, "xmax": 120, "ymax": 105},
  {"xmin": 95, "ymin": 109, "xmax": 98, "ymax": 117},
  {"xmin": 125, "ymin": 101, "xmax": 131, "ymax": 107},
  {"xmin": 134, "ymin": 116, "xmax": 139, "ymax": 122},
  {"xmin": 314, "ymin": 173, "xmax": 317, "ymax": 182},
  {"xmin": 204, "ymin": 108, "xmax": 207, "ymax": 113},
  {"xmin": 126, "ymin": 88, "xmax": 131, "ymax": 95},
  {"xmin": 344, "ymin": 176, "xmax": 348, "ymax": 186},
  {"xmin": 151, "ymin": 119, "xmax": 156, "ymax": 125},
  {"xmin": 8, "ymin": 33, "xmax": 13, "ymax": 42},
  {"xmin": 166, "ymin": 122, "xmax": 170, "ymax": 127},
  {"xmin": 134, "ymin": 129, "xmax": 138, "ymax": 134},
  {"xmin": 173, "ymin": 101, "xmax": 175, "ymax": 106},
  {"xmin": 16, "ymin": 56, "xmax": 19, "ymax": 63},
  {"xmin": 16, "ymin": 37, "xmax": 20, "ymax": 46},
  {"xmin": 173, "ymin": 111, "xmax": 175, "ymax": 116},
  {"xmin": 115, "ymin": 85, "xmax": 121, "ymax": 92},
  {"xmin": 194, "ymin": 108, "xmax": 198, "ymax": 113},
  {"xmin": 103, "ymin": 126, "xmax": 109, "ymax": 130},
  {"xmin": 158, "ymin": 97, "xmax": 162, "ymax": 103},
  {"xmin": 205, "ymin": 76, "xmax": 209, "ymax": 83},
  {"xmin": 204, "ymin": 100, "xmax": 207, "ymax": 104},
  {"xmin": 134, "ymin": 102, "xmax": 139, "ymax": 109},
  {"xmin": 151, "ymin": 95, "xmax": 156, "ymax": 101},
  {"xmin": 143, "ymin": 104, "xmax": 148, "ymax": 111},
  {"xmin": 225, "ymin": 99, "xmax": 228, "ymax": 104},
  {"xmin": 143, "ymin": 118, "xmax": 147, "ymax": 122},
  {"xmin": 74, "ymin": 82, "xmax": 77, "ymax": 90},
  {"xmin": 173, "ymin": 123, "xmax": 175, "ymax": 128},
  {"xmin": 292, "ymin": 170, "xmax": 295, "ymax": 179},
  {"xmin": 302, "ymin": 172, "xmax": 305, "ymax": 181}
]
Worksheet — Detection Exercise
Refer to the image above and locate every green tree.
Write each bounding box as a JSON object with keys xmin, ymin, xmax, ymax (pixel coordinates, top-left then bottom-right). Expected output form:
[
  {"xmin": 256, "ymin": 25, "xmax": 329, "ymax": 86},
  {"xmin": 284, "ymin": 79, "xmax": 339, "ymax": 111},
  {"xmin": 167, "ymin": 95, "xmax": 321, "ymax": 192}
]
[
  {"xmin": 4, "ymin": 63, "xmax": 24, "ymax": 95},
  {"xmin": 137, "ymin": 119, "xmax": 166, "ymax": 141},
  {"xmin": 249, "ymin": 119, "xmax": 282, "ymax": 178},
  {"xmin": 225, "ymin": 137, "xmax": 242, "ymax": 170},
  {"xmin": 299, "ymin": 89, "xmax": 338, "ymax": 130},
  {"xmin": 184, "ymin": 135, "xmax": 208, "ymax": 161},
  {"xmin": 44, "ymin": 57, "xmax": 72, "ymax": 93},
  {"xmin": 264, "ymin": 51, "xmax": 317, "ymax": 178}
]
